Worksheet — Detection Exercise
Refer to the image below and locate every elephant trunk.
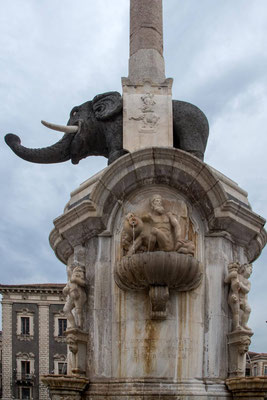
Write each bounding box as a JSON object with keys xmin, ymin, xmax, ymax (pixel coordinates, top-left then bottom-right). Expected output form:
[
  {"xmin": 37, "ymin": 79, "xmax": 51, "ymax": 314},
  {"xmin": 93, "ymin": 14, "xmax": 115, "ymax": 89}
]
[{"xmin": 5, "ymin": 133, "xmax": 74, "ymax": 164}]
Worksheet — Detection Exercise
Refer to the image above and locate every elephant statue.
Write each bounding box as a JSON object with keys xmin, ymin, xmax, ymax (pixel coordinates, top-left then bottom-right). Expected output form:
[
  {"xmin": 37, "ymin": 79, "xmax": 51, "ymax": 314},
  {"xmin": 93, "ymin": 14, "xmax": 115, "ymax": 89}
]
[{"xmin": 5, "ymin": 91, "xmax": 209, "ymax": 165}]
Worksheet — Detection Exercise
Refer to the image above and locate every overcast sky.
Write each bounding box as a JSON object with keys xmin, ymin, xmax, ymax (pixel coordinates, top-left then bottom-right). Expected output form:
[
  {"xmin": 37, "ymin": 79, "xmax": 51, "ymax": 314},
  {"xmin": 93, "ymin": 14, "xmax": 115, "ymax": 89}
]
[{"xmin": 0, "ymin": 1, "xmax": 266, "ymax": 352}]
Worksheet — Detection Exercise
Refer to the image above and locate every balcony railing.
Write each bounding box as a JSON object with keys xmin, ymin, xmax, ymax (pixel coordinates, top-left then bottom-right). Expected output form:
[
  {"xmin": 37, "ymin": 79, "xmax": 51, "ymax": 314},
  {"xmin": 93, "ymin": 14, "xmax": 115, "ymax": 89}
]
[{"xmin": 16, "ymin": 372, "xmax": 34, "ymax": 381}]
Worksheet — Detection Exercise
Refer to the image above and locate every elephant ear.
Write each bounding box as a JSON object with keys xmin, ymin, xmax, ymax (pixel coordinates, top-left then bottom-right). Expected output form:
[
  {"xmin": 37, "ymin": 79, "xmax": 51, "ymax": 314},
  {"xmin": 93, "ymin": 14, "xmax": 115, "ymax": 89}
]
[{"xmin": 92, "ymin": 91, "xmax": 122, "ymax": 120}]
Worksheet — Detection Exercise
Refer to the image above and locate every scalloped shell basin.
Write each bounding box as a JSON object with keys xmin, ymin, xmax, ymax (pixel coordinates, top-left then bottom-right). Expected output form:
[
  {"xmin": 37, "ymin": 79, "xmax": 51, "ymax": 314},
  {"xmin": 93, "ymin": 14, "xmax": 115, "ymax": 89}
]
[{"xmin": 115, "ymin": 251, "xmax": 202, "ymax": 292}]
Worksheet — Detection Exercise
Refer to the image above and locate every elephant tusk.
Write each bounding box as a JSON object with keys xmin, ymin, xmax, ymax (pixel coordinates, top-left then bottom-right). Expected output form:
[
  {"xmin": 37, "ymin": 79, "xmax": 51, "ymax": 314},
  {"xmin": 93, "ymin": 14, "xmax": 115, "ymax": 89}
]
[{"xmin": 41, "ymin": 120, "xmax": 79, "ymax": 134}]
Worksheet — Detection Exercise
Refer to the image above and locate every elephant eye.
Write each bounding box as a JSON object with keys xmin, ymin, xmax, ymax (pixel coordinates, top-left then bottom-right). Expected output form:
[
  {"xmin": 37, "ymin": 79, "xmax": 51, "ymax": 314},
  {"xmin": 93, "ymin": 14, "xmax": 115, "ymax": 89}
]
[
  {"xmin": 95, "ymin": 105, "xmax": 105, "ymax": 113},
  {"xmin": 72, "ymin": 111, "xmax": 77, "ymax": 116}
]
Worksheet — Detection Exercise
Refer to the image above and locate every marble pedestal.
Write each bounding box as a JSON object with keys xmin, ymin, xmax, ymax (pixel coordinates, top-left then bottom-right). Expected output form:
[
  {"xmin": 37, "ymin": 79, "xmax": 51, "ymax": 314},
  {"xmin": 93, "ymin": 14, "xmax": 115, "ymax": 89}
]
[{"xmin": 47, "ymin": 148, "xmax": 266, "ymax": 400}]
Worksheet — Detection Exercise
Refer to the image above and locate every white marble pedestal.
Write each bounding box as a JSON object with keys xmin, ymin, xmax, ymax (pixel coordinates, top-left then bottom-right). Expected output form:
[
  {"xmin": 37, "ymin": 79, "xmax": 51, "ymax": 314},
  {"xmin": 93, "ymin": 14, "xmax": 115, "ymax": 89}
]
[{"xmin": 47, "ymin": 148, "xmax": 266, "ymax": 400}]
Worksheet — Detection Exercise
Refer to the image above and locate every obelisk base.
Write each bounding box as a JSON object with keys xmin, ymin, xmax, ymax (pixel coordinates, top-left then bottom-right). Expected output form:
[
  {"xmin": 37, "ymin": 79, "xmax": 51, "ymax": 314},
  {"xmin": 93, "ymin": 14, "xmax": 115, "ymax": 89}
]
[{"xmin": 122, "ymin": 77, "xmax": 173, "ymax": 152}]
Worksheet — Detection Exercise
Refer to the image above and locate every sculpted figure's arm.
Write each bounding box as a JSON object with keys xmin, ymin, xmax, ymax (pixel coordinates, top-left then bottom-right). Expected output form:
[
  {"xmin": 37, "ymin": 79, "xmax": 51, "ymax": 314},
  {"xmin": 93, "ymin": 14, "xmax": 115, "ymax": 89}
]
[
  {"xmin": 63, "ymin": 283, "xmax": 70, "ymax": 296},
  {"xmin": 239, "ymin": 280, "xmax": 251, "ymax": 294},
  {"xmin": 167, "ymin": 212, "xmax": 182, "ymax": 241},
  {"xmin": 71, "ymin": 276, "xmax": 86, "ymax": 287},
  {"xmin": 224, "ymin": 271, "xmax": 239, "ymax": 285},
  {"xmin": 141, "ymin": 213, "xmax": 152, "ymax": 223}
]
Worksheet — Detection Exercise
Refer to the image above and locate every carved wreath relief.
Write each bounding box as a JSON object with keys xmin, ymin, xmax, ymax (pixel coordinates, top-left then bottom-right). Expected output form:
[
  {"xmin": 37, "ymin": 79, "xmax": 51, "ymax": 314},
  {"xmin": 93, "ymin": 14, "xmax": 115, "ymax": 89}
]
[{"xmin": 115, "ymin": 194, "xmax": 202, "ymax": 320}]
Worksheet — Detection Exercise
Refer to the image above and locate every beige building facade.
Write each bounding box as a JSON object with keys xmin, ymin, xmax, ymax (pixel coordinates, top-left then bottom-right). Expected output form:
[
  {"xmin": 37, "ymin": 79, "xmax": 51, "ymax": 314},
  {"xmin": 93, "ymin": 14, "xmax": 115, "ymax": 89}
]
[{"xmin": 246, "ymin": 352, "xmax": 267, "ymax": 377}]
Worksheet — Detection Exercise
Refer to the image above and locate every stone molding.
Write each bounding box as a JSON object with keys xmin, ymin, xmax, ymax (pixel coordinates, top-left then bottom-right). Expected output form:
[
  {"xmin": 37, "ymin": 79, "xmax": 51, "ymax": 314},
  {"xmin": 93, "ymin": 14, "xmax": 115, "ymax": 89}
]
[
  {"xmin": 84, "ymin": 378, "xmax": 230, "ymax": 398},
  {"xmin": 49, "ymin": 148, "xmax": 266, "ymax": 265},
  {"xmin": 226, "ymin": 376, "xmax": 267, "ymax": 399},
  {"xmin": 0, "ymin": 284, "xmax": 65, "ymax": 296},
  {"xmin": 41, "ymin": 375, "xmax": 88, "ymax": 400}
]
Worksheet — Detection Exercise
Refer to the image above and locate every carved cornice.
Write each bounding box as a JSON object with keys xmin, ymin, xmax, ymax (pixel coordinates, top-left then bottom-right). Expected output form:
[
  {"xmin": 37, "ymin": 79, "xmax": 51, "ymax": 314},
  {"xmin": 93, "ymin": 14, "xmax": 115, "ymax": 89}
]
[
  {"xmin": 41, "ymin": 374, "xmax": 88, "ymax": 392},
  {"xmin": 0, "ymin": 284, "xmax": 65, "ymax": 295},
  {"xmin": 16, "ymin": 352, "xmax": 35, "ymax": 359},
  {"xmin": 49, "ymin": 148, "xmax": 266, "ymax": 264}
]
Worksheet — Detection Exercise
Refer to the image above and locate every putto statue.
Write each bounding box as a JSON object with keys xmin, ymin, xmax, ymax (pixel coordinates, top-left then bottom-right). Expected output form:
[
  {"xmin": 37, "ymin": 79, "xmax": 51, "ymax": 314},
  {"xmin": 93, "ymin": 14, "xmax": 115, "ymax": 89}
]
[
  {"xmin": 63, "ymin": 265, "xmax": 87, "ymax": 330},
  {"xmin": 121, "ymin": 194, "xmax": 195, "ymax": 256},
  {"xmin": 225, "ymin": 262, "xmax": 252, "ymax": 332}
]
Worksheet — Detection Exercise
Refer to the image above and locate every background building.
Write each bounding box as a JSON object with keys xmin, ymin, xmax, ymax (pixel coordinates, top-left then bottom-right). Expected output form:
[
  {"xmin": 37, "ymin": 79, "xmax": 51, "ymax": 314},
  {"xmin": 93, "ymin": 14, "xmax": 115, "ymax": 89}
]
[
  {"xmin": 0, "ymin": 331, "xmax": 2, "ymax": 398},
  {"xmin": 0, "ymin": 284, "xmax": 67, "ymax": 400},
  {"xmin": 246, "ymin": 352, "xmax": 267, "ymax": 377}
]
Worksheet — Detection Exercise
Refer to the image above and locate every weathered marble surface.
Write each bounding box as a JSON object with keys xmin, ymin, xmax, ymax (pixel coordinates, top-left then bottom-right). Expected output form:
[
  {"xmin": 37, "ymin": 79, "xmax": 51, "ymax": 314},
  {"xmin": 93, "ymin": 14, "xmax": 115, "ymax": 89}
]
[
  {"xmin": 48, "ymin": 148, "xmax": 266, "ymax": 399},
  {"xmin": 122, "ymin": 79, "xmax": 173, "ymax": 152}
]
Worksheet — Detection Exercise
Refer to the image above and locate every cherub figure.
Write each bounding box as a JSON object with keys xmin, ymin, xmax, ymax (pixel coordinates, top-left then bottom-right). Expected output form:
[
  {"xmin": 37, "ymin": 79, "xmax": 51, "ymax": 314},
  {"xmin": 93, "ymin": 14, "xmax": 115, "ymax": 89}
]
[
  {"xmin": 238, "ymin": 263, "xmax": 252, "ymax": 331},
  {"xmin": 63, "ymin": 265, "xmax": 87, "ymax": 329},
  {"xmin": 225, "ymin": 262, "xmax": 252, "ymax": 332},
  {"xmin": 225, "ymin": 262, "xmax": 241, "ymax": 331},
  {"xmin": 121, "ymin": 213, "xmax": 146, "ymax": 256}
]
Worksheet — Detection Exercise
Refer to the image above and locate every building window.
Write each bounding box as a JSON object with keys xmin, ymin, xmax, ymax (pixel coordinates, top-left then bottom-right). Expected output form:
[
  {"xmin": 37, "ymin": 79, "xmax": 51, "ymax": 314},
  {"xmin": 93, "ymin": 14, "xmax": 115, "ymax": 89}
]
[
  {"xmin": 21, "ymin": 361, "xmax": 30, "ymax": 377},
  {"xmin": 58, "ymin": 362, "xmax": 67, "ymax": 375},
  {"xmin": 17, "ymin": 309, "xmax": 34, "ymax": 340},
  {"xmin": 16, "ymin": 352, "xmax": 35, "ymax": 381},
  {"xmin": 20, "ymin": 386, "xmax": 32, "ymax": 399},
  {"xmin": 264, "ymin": 365, "xmax": 267, "ymax": 375},
  {"xmin": 253, "ymin": 365, "xmax": 258, "ymax": 376},
  {"xmin": 53, "ymin": 354, "xmax": 67, "ymax": 375},
  {"xmin": 21, "ymin": 317, "xmax": 30, "ymax": 335},
  {"xmin": 54, "ymin": 312, "xmax": 67, "ymax": 342},
  {"xmin": 58, "ymin": 318, "xmax": 67, "ymax": 337}
]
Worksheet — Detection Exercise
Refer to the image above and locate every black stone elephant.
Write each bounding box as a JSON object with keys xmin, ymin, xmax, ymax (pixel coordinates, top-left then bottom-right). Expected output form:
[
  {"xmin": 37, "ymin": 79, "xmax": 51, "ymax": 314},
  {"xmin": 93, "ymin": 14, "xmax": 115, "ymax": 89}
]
[{"xmin": 5, "ymin": 91, "xmax": 209, "ymax": 165}]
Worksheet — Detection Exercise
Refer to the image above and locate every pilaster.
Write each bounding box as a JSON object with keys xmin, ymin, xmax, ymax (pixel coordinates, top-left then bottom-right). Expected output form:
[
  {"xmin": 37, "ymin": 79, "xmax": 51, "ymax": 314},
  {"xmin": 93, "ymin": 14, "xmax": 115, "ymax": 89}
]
[
  {"xmin": 39, "ymin": 303, "xmax": 50, "ymax": 400},
  {"xmin": 2, "ymin": 301, "xmax": 13, "ymax": 400}
]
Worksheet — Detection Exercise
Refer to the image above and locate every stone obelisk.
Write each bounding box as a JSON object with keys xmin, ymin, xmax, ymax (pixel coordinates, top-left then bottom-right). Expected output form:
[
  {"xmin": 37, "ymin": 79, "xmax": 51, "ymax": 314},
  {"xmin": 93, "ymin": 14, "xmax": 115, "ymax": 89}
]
[
  {"xmin": 122, "ymin": 0, "xmax": 173, "ymax": 152},
  {"xmin": 129, "ymin": 0, "xmax": 165, "ymax": 82}
]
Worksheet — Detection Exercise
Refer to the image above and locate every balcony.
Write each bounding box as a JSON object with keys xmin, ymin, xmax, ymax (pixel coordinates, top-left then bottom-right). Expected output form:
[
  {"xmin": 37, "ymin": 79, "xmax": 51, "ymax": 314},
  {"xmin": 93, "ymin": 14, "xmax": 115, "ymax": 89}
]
[{"xmin": 16, "ymin": 372, "xmax": 34, "ymax": 382}]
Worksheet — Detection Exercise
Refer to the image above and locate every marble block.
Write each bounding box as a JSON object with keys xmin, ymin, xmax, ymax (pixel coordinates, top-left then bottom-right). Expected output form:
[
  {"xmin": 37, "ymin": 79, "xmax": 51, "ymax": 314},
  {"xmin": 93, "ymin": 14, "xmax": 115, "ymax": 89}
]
[{"xmin": 122, "ymin": 78, "xmax": 173, "ymax": 152}]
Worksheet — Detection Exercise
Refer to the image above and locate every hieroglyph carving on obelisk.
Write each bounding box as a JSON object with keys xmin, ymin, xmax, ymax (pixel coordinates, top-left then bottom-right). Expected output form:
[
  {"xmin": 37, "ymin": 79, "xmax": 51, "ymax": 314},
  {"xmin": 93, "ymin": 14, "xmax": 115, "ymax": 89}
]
[{"xmin": 122, "ymin": 0, "xmax": 173, "ymax": 152}]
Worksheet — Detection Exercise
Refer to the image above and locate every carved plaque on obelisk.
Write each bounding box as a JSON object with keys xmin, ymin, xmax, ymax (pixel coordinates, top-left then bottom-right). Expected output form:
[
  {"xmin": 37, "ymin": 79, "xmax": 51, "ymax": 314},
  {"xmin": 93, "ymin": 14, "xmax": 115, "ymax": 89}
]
[{"xmin": 122, "ymin": 0, "xmax": 173, "ymax": 152}]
